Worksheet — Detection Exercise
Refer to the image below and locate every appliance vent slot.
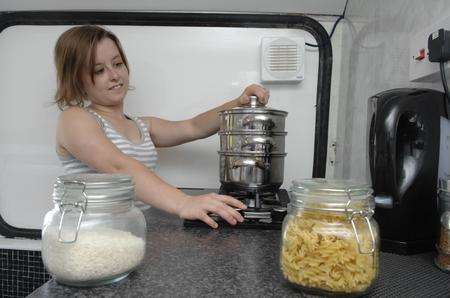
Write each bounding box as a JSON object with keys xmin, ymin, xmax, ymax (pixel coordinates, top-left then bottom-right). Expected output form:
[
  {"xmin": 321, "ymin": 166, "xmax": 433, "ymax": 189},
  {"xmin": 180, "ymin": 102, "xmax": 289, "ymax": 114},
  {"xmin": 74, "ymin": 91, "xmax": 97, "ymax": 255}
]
[
  {"xmin": 267, "ymin": 44, "xmax": 299, "ymax": 72},
  {"xmin": 261, "ymin": 37, "xmax": 305, "ymax": 83}
]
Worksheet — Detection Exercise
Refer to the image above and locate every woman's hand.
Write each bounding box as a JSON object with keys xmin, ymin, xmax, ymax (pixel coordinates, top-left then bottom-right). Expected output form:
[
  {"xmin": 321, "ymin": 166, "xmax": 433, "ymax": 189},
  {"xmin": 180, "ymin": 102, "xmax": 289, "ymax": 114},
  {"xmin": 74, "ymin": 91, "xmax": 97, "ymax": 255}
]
[
  {"xmin": 237, "ymin": 84, "xmax": 270, "ymax": 107},
  {"xmin": 178, "ymin": 193, "xmax": 247, "ymax": 228}
]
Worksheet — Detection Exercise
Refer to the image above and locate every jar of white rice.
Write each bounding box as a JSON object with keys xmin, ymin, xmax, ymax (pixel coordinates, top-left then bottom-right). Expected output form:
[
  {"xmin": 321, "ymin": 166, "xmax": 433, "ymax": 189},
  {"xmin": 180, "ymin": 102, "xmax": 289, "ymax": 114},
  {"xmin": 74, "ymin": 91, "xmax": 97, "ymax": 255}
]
[
  {"xmin": 41, "ymin": 173, "xmax": 147, "ymax": 287},
  {"xmin": 280, "ymin": 179, "xmax": 379, "ymax": 296}
]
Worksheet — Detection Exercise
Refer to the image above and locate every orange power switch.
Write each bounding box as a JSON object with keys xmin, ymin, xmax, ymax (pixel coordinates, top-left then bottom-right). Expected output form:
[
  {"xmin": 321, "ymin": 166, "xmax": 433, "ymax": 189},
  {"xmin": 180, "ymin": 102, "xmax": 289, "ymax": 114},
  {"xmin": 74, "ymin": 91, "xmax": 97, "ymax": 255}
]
[{"xmin": 415, "ymin": 48, "xmax": 426, "ymax": 61}]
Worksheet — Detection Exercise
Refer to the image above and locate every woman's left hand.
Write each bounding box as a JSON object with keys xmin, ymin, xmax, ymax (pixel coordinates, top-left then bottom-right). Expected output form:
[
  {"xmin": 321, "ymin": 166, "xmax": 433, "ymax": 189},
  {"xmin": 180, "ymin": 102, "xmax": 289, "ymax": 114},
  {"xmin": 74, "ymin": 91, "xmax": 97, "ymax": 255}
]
[
  {"xmin": 237, "ymin": 84, "xmax": 270, "ymax": 106},
  {"xmin": 177, "ymin": 193, "xmax": 246, "ymax": 228}
]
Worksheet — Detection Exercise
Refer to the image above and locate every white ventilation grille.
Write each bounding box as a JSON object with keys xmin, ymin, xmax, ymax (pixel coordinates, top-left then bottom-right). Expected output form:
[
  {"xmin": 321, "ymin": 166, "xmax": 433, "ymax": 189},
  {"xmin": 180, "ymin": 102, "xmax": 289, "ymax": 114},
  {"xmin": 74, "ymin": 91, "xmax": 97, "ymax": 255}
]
[
  {"xmin": 261, "ymin": 37, "xmax": 305, "ymax": 83},
  {"xmin": 267, "ymin": 44, "xmax": 299, "ymax": 71}
]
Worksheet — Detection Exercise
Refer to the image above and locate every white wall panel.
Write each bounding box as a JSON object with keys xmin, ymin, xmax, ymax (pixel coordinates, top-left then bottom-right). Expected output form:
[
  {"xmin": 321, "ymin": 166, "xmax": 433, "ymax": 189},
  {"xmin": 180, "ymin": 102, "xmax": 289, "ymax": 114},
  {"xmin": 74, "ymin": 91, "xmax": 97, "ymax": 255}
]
[{"xmin": 0, "ymin": 23, "xmax": 340, "ymax": 231}]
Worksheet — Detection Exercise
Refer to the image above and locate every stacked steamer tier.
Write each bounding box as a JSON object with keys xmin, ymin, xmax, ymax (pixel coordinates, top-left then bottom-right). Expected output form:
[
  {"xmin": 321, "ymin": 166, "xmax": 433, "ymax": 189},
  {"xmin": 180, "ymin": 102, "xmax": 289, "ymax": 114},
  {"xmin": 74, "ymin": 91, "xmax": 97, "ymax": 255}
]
[{"xmin": 218, "ymin": 95, "xmax": 288, "ymax": 198}]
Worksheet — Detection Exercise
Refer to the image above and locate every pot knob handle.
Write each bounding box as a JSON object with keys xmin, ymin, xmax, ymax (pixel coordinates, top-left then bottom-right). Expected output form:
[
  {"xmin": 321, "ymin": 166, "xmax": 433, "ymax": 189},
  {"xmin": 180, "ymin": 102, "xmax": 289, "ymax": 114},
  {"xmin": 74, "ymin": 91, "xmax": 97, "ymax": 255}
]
[{"xmin": 249, "ymin": 95, "xmax": 264, "ymax": 108}]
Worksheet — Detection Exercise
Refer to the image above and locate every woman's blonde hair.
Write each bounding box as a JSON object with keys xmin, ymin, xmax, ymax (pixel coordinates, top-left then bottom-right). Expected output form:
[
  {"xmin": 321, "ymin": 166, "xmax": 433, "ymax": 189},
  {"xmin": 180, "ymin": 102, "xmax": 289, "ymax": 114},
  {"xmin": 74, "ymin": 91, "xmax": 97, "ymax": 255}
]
[{"xmin": 54, "ymin": 25, "xmax": 130, "ymax": 110}]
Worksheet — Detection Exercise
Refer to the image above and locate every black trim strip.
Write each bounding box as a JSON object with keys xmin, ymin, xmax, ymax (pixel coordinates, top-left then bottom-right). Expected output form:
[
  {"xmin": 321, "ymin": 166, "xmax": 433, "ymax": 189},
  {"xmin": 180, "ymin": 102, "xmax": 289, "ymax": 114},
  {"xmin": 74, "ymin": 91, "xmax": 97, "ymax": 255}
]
[{"xmin": 0, "ymin": 11, "xmax": 332, "ymax": 239}]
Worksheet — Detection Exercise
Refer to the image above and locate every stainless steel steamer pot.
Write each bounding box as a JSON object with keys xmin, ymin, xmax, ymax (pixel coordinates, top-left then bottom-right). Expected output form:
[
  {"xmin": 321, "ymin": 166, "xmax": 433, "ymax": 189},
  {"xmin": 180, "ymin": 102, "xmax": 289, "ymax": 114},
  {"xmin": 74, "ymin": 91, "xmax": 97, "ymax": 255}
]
[
  {"xmin": 218, "ymin": 151, "xmax": 286, "ymax": 191},
  {"xmin": 218, "ymin": 96, "xmax": 288, "ymax": 192},
  {"xmin": 219, "ymin": 101, "xmax": 287, "ymax": 132},
  {"xmin": 219, "ymin": 131, "xmax": 287, "ymax": 154}
]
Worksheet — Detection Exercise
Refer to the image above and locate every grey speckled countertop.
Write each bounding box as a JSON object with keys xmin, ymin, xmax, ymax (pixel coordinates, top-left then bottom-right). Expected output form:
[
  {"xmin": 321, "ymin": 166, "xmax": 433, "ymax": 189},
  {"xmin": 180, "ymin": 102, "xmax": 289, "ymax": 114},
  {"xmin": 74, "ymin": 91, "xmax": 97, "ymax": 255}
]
[{"xmin": 29, "ymin": 207, "xmax": 450, "ymax": 298}]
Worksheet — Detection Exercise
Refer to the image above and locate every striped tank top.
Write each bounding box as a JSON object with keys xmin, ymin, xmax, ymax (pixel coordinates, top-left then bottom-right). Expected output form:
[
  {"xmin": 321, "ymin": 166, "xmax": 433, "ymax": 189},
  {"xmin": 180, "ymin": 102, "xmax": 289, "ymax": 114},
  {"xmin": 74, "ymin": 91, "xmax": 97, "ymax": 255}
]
[{"xmin": 58, "ymin": 108, "xmax": 158, "ymax": 209}]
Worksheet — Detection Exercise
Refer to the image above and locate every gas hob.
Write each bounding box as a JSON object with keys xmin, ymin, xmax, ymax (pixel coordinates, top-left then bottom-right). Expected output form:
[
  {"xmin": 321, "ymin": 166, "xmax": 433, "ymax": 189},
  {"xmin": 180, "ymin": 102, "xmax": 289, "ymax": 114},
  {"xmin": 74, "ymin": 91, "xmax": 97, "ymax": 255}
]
[{"xmin": 182, "ymin": 188, "xmax": 289, "ymax": 229}]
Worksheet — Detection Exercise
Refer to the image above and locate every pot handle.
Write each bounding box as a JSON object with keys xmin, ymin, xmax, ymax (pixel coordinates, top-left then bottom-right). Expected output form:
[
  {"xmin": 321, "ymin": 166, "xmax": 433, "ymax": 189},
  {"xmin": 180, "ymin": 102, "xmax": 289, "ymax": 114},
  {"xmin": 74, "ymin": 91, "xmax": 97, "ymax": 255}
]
[
  {"xmin": 241, "ymin": 136, "xmax": 275, "ymax": 152},
  {"xmin": 249, "ymin": 95, "xmax": 264, "ymax": 108},
  {"xmin": 232, "ymin": 158, "xmax": 268, "ymax": 170},
  {"xmin": 242, "ymin": 115, "xmax": 275, "ymax": 129}
]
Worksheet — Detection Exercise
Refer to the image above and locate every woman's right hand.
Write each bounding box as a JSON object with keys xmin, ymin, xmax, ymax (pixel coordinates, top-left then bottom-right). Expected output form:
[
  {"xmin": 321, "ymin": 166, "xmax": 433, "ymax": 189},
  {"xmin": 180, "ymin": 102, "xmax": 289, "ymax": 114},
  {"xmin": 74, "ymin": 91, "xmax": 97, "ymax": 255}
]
[
  {"xmin": 178, "ymin": 193, "xmax": 247, "ymax": 228},
  {"xmin": 236, "ymin": 84, "xmax": 270, "ymax": 107}
]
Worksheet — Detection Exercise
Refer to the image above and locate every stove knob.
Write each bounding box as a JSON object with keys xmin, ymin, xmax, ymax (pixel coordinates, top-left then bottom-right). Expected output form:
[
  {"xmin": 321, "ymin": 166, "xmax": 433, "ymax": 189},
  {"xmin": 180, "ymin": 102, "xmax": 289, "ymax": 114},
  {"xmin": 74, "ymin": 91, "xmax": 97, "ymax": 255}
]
[{"xmin": 271, "ymin": 207, "xmax": 287, "ymax": 222}]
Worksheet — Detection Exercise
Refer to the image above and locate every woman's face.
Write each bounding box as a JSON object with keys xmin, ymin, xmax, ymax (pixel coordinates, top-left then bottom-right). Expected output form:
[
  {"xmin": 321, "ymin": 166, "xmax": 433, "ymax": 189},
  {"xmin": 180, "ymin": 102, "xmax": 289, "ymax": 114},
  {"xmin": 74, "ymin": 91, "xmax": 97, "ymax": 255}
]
[{"xmin": 82, "ymin": 37, "xmax": 129, "ymax": 107}]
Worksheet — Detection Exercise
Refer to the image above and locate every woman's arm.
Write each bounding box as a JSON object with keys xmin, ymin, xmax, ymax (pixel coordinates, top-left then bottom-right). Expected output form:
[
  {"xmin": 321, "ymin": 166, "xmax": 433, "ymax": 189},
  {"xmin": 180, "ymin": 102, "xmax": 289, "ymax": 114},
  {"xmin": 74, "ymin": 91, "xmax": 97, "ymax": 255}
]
[
  {"xmin": 57, "ymin": 107, "xmax": 246, "ymax": 228},
  {"xmin": 145, "ymin": 84, "xmax": 269, "ymax": 147}
]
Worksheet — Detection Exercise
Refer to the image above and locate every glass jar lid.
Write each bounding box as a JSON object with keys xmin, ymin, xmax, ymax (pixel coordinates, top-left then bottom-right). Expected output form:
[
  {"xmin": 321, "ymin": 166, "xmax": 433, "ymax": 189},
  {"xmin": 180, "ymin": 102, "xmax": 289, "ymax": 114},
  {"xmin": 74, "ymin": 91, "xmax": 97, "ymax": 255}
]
[
  {"xmin": 289, "ymin": 178, "xmax": 374, "ymax": 212},
  {"xmin": 53, "ymin": 173, "xmax": 135, "ymax": 204},
  {"xmin": 51, "ymin": 174, "xmax": 135, "ymax": 244}
]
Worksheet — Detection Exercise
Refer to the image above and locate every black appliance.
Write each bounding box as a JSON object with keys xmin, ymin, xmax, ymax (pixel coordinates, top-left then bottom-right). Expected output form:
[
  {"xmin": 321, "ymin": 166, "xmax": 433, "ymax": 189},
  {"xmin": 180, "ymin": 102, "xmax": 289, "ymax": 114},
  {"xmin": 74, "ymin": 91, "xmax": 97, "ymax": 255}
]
[
  {"xmin": 368, "ymin": 88, "xmax": 447, "ymax": 254},
  {"xmin": 182, "ymin": 188, "xmax": 289, "ymax": 229}
]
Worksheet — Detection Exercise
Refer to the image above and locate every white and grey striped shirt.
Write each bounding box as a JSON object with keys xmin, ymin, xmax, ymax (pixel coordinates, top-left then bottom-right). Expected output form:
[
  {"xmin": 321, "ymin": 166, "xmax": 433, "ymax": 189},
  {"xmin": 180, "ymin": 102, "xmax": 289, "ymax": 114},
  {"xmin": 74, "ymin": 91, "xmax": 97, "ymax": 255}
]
[
  {"xmin": 58, "ymin": 108, "xmax": 158, "ymax": 208},
  {"xmin": 58, "ymin": 109, "xmax": 158, "ymax": 174},
  {"xmin": 58, "ymin": 108, "xmax": 157, "ymax": 173}
]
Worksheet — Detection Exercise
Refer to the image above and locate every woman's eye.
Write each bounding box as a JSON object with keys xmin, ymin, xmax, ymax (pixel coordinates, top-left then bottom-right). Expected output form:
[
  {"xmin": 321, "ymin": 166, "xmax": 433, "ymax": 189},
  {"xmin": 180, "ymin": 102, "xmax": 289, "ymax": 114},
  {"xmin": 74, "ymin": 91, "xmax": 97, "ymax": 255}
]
[
  {"xmin": 115, "ymin": 62, "xmax": 123, "ymax": 67},
  {"xmin": 94, "ymin": 68, "xmax": 104, "ymax": 75}
]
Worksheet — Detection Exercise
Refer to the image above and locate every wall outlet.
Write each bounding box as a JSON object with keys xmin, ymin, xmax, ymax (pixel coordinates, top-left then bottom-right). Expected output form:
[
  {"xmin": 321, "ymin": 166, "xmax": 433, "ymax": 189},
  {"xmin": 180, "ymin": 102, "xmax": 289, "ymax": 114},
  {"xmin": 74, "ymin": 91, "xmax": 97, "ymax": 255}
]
[
  {"xmin": 409, "ymin": 15, "xmax": 450, "ymax": 82},
  {"xmin": 328, "ymin": 140, "xmax": 337, "ymax": 166},
  {"xmin": 428, "ymin": 29, "xmax": 450, "ymax": 62}
]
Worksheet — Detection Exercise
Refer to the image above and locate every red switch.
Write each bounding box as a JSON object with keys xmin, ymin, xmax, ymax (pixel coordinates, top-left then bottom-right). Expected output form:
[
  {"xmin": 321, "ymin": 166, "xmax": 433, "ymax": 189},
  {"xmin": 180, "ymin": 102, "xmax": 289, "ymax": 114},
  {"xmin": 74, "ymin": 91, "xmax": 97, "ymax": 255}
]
[{"xmin": 414, "ymin": 48, "xmax": 426, "ymax": 61}]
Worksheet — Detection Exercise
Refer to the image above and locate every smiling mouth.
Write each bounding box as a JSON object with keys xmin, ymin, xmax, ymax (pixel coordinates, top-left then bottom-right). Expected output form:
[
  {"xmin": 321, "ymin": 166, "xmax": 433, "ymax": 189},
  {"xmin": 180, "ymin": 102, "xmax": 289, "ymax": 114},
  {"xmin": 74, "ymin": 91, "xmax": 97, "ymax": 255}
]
[{"xmin": 109, "ymin": 83, "xmax": 123, "ymax": 90}]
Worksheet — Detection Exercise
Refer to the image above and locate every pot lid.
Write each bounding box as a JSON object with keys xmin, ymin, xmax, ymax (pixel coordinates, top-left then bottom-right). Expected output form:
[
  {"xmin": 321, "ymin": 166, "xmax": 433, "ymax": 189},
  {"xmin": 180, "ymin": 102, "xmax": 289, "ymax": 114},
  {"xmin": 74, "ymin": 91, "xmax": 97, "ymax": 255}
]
[{"xmin": 219, "ymin": 95, "xmax": 288, "ymax": 116}]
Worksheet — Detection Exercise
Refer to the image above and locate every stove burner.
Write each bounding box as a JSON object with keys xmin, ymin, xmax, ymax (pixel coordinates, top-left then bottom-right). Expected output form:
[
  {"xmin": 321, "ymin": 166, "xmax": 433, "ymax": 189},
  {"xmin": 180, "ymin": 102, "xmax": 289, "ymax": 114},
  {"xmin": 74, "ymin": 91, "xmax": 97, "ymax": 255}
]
[
  {"xmin": 242, "ymin": 207, "xmax": 271, "ymax": 219},
  {"xmin": 218, "ymin": 187, "xmax": 285, "ymax": 209},
  {"xmin": 183, "ymin": 188, "xmax": 289, "ymax": 229},
  {"xmin": 262, "ymin": 194, "xmax": 282, "ymax": 205}
]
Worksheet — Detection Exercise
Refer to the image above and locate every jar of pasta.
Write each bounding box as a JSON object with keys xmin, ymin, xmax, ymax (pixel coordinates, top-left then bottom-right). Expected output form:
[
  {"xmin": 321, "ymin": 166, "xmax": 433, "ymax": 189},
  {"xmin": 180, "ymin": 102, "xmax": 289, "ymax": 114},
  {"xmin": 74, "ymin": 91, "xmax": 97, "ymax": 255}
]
[
  {"xmin": 280, "ymin": 178, "xmax": 379, "ymax": 296},
  {"xmin": 41, "ymin": 173, "xmax": 147, "ymax": 287},
  {"xmin": 436, "ymin": 177, "xmax": 450, "ymax": 272}
]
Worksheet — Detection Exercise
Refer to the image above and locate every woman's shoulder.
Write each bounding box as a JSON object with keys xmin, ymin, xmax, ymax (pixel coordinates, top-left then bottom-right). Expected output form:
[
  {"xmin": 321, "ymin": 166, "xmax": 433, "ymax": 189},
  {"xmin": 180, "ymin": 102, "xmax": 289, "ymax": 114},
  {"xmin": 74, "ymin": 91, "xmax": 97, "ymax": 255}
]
[
  {"xmin": 58, "ymin": 106, "xmax": 98, "ymax": 128},
  {"xmin": 60, "ymin": 106, "xmax": 86, "ymax": 116},
  {"xmin": 136, "ymin": 116, "xmax": 153, "ymax": 128}
]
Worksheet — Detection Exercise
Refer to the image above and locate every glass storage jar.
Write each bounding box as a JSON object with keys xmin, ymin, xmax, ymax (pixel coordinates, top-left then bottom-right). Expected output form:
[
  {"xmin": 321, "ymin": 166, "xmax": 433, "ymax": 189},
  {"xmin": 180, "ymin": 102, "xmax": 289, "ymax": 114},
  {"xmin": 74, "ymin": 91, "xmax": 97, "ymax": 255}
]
[
  {"xmin": 280, "ymin": 178, "xmax": 379, "ymax": 296},
  {"xmin": 436, "ymin": 177, "xmax": 450, "ymax": 272},
  {"xmin": 41, "ymin": 173, "xmax": 147, "ymax": 287}
]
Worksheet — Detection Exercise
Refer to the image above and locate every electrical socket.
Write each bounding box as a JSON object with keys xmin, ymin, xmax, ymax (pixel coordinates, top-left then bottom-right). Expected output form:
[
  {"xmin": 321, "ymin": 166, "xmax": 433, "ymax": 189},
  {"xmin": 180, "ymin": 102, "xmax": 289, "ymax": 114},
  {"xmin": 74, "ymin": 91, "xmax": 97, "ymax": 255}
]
[
  {"xmin": 428, "ymin": 29, "xmax": 450, "ymax": 62},
  {"xmin": 409, "ymin": 15, "xmax": 450, "ymax": 82}
]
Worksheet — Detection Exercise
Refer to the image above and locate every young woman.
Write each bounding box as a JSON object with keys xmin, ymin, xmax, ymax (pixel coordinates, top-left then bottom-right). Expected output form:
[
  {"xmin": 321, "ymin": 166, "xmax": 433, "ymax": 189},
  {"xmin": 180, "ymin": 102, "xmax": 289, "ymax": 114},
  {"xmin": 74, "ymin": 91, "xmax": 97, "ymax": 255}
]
[{"xmin": 54, "ymin": 25, "xmax": 270, "ymax": 228}]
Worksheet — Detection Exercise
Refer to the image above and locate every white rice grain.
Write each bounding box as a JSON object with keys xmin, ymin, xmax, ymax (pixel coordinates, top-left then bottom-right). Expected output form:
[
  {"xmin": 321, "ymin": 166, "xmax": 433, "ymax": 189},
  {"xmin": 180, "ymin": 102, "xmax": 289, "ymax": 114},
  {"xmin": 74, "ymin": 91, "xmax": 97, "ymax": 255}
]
[{"xmin": 42, "ymin": 227, "xmax": 145, "ymax": 283}]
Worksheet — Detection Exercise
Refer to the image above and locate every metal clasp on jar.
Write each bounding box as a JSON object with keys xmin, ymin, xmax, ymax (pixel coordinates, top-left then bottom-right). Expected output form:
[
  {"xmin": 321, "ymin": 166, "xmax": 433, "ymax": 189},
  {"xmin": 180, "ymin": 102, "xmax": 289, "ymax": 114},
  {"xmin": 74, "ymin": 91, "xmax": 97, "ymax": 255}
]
[
  {"xmin": 57, "ymin": 181, "xmax": 87, "ymax": 243},
  {"xmin": 345, "ymin": 188, "xmax": 376, "ymax": 256}
]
